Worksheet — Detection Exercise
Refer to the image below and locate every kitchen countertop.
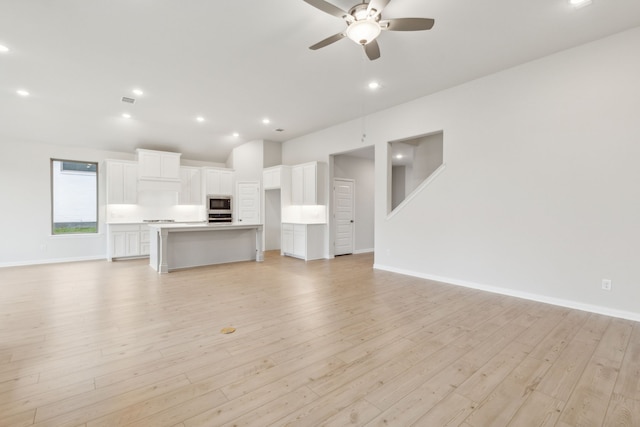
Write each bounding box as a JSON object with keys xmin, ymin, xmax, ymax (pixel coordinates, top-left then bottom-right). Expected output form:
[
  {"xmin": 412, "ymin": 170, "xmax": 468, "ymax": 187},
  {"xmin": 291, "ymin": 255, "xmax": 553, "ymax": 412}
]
[
  {"xmin": 106, "ymin": 220, "xmax": 207, "ymax": 225},
  {"xmin": 147, "ymin": 222, "xmax": 262, "ymax": 231}
]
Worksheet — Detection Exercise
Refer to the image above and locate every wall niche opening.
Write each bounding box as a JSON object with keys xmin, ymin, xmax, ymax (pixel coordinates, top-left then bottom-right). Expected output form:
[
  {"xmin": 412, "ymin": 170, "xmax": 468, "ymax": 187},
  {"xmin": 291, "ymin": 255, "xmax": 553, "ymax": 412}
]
[{"xmin": 389, "ymin": 131, "xmax": 444, "ymax": 213}]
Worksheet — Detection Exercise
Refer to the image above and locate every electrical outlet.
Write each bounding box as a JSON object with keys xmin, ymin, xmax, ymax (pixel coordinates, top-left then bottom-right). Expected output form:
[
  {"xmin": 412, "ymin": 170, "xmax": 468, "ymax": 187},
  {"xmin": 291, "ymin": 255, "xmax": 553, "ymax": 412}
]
[{"xmin": 602, "ymin": 279, "xmax": 612, "ymax": 291}]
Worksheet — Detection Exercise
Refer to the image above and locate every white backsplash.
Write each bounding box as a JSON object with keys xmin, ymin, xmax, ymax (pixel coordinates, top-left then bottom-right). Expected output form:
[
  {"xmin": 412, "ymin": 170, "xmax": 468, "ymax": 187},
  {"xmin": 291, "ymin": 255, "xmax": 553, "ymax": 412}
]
[
  {"xmin": 281, "ymin": 205, "xmax": 327, "ymax": 224},
  {"xmin": 106, "ymin": 191, "xmax": 205, "ymax": 223}
]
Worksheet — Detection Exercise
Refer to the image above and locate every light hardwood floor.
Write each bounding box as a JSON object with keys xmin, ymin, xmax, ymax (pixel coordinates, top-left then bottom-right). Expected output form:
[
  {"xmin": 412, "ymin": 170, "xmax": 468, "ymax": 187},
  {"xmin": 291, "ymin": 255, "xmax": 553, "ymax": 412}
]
[{"xmin": 0, "ymin": 252, "xmax": 638, "ymax": 426}]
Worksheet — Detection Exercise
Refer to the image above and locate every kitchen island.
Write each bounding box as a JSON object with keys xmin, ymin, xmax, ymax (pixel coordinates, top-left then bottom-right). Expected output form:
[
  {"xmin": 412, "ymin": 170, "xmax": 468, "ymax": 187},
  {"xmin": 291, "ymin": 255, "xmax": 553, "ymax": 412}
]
[{"xmin": 148, "ymin": 223, "xmax": 263, "ymax": 273}]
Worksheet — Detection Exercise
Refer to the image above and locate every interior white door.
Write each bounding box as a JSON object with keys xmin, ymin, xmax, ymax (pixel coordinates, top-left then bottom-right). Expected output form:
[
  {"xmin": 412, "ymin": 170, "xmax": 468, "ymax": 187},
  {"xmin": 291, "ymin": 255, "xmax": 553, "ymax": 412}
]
[
  {"xmin": 334, "ymin": 178, "xmax": 354, "ymax": 256},
  {"xmin": 237, "ymin": 182, "xmax": 260, "ymax": 224}
]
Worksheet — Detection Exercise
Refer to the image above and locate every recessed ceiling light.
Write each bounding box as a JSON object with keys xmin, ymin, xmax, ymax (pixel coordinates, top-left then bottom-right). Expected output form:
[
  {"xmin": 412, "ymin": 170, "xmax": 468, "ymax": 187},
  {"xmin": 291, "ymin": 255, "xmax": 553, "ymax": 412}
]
[
  {"xmin": 196, "ymin": 116, "xmax": 205, "ymax": 123},
  {"xmin": 16, "ymin": 89, "xmax": 29, "ymax": 97},
  {"xmin": 232, "ymin": 132, "xmax": 240, "ymax": 137},
  {"xmin": 368, "ymin": 81, "xmax": 380, "ymax": 90},
  {"xmin": 396, "ymin": 154, "xmax": 403, "ymax": 159},
  {"xmin": 262, "ymin": 118, "xmax": 270, "ymax": 124},
  {"xmin": 0, "ymin": 45, "xmax": 9, "ymax": 53},
  {"xmin": 122, "ymin": 113, "xmax": 131, "ymax": 119},
  {"xmin": 569, "ymin": 0, "xmax": 592, "ymax": 8},
  {"xmin": 132, "ymin": 88, "xmax": 144, "ymax": 96}
]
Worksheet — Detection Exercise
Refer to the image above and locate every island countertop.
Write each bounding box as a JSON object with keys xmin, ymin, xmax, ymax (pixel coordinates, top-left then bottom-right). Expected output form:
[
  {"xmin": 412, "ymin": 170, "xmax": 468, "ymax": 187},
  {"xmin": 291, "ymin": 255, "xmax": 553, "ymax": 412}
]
[{"xmin": 146, "ymin": 222, "xmax": 263, "ymax": 231}]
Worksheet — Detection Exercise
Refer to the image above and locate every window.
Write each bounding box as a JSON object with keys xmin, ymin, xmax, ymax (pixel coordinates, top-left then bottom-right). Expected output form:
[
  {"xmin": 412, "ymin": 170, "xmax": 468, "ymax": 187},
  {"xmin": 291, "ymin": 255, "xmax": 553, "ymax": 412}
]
[{"xmin": 51, "ymin": 159, "xmax": 98, "ymax": 234}]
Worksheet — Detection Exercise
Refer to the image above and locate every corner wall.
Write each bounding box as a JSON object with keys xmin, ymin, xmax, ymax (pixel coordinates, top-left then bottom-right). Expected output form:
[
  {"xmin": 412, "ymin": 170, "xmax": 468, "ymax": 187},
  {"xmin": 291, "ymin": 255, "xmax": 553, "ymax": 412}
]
[{"xmin": 282, "ymin": 27, "xmax": 640, "ymax": 320}]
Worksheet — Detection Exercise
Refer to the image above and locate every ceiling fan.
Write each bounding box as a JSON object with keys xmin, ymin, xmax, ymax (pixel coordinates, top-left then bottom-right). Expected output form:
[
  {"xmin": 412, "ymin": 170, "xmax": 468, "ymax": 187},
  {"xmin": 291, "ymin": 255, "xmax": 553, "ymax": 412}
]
[{"xmin": 303, "ymin": 0, "xmax": 435, "ymax": 60}]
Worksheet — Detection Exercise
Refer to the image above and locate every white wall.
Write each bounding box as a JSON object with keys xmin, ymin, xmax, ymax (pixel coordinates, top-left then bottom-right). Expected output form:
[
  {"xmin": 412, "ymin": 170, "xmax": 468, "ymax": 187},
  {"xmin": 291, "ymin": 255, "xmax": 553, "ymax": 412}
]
[
  {"xmin": 0, "ymin": 141, "xmax": 128, "ymax": 265},
  {"xmin": 334, "ymin": 154, "xmax": 375, "ymax": 253},
  {"xmin": 229, "ymin": 140, "xmax": 264, "ymax": 182},
  {"xmin": 263, "ymin": 140, "xmax": 282, "ymax": 168},
  {"xmin": 282, "ymin": 27, "xmax": 640, "ymax": 320}
]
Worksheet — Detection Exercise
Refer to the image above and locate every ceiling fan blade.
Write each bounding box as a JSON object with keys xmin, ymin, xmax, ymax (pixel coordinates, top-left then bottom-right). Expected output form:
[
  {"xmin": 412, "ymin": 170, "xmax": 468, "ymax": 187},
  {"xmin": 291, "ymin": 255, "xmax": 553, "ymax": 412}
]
[
  {"xmin": 364, "ymin": 40, "xmax": 381, "ymax": 60},
  {"xmin": 367, "ymin": 0, "xmax": 391, "ymax": 17},
  {"xmin": 382, "ymin": 18, "xmax": 435, "ymax": 31},
  {"xmin": 303, "ymin": 0, "xmax": 348, "ymax": 18},
  {"xmin": 309, "ymin": 32, "xmax": 345, "ymax": 50}
]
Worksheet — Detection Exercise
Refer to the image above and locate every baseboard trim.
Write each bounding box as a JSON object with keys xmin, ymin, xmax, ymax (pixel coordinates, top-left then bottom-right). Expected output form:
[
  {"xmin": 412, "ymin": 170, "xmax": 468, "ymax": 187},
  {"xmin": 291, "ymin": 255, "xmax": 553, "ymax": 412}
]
[
  {"xmin": 373, "ymin": 263, "xmax": 640, "ymax": 322},
  {"xmin": 353, "ymin": 248, "xmax": 374, "ymax": 255},
  {"xmin": 0, "ymin": 255, "xmax": 106, "ymax": 268}
]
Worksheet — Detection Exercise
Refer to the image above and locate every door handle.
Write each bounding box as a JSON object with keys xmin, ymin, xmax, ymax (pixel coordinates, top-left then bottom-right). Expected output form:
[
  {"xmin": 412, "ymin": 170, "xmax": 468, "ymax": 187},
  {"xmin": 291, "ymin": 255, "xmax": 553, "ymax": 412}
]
[{"xmin": 350, "ymin": 220, "xmax": 354, "ymax": 223}]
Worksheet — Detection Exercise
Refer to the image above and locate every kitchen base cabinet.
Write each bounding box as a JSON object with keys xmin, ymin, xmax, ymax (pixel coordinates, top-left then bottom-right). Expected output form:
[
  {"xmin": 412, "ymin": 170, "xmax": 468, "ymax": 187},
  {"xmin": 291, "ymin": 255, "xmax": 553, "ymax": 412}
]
[
  {"xmin": 107, "ymin": 224, "xmax": 150, "ymax": 261},
  {"xmin": 281, "ymin": 223, "xmax": 324, "ymax": 261}
]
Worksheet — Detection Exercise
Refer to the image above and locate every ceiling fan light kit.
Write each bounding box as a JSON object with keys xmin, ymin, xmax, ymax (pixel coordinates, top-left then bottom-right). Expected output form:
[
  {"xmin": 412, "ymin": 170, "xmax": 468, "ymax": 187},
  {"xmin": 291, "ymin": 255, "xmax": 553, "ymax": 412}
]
[
  {"xmin": 303, "ymin": 0, "xmax": 435, "ymax": 60},
  {"xmin": 346, "ymin": 19, "xmax": 381, "ymax": 45}
]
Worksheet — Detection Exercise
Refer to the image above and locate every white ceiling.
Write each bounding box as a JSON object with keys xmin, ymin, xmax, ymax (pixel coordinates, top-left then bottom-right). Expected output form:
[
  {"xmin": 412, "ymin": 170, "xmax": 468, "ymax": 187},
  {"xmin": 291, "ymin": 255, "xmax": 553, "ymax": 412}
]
[{"xmin": 1, "ymin": 0, "xmax": 639, "ymax": 162}]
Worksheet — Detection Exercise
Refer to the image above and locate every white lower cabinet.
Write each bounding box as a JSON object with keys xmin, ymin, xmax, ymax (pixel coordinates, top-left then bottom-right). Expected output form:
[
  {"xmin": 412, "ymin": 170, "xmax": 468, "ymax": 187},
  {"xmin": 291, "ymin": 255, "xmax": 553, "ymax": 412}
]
[
  {"xmin": 108, "ymin": 224, "xmax": 150, "ymax": 260},
  {"xmin": 140, "ymin": 228, "xmax": 150, "ymax": 255},
  {"xmin": 281, "ymin": 223, "xmax": 324, "ymax": 261}
]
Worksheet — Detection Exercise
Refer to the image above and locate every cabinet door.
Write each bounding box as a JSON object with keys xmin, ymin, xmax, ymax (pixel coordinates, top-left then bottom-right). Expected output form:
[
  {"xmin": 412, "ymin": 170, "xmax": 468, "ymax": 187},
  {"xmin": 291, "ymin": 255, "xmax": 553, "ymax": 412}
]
[
  {"xmin": 179, "ymin": 167, "xmax": 201, "ymax": 205},
  {"xmin": 263, "ymin": 168, "xmax": 280, "ymax": 190},
  {"xmin": 107, "ymin": 162, "xmax": 124, "ymax": 204},
  {"xmin": 282, "ymin": 225, "xmax": 294, "ymax": 255},
  {"xmin": 179, "ymin": 168, "xmax": 190, "ymax": 204},
  {"xmin": 139, "ymin": 227, "xmax": 150, "ymax": 255},
  {"xmin": 138, "ymin": 150, "xmax": 180, "ymax": 180},
  {"xmin": 302, "ymin": 163, "xmax": 317, "ymax": 205},
  {"xmin": 122, "ymin": 163, "xmax": 138, "ymax": 204},
  {"xmin": 111, "ymin": 231, "xmax": 126, "ymax": 257},
  {"xmin": 138, "ymin": 151, "xmax": 162, "ymax": 179},
  {"xmin": 160, "ymin": 153, "xmax": 180, "ymax": 180},
  {"xmin": 291, "ymin": 166, "xmax": 304, "ymax": 205},
  {"xmin": 125, "ymin": 231, "xmax": 140, "ymax": 256},
  {"xmin": 107, "ymin": 161, "xmax": 137, "ymax": 204},
  {"xmin": 293, "ymin": 225, "xmax": 306, "ymax": 258},
  {"xmin": 190, "ymin": 169, "xmax": 202, "ymax": 204}
]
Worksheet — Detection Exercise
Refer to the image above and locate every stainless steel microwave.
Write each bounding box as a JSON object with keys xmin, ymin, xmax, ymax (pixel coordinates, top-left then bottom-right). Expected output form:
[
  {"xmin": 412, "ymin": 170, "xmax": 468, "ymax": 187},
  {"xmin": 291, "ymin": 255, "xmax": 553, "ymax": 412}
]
[{"xmin": 207, "ymin": 195, "xmax": 232, "ymax": 212}]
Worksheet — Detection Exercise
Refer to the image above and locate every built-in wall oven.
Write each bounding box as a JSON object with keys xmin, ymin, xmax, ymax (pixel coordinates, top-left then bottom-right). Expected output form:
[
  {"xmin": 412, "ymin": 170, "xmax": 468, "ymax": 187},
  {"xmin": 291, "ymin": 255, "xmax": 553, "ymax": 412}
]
[{"xmin": 207, "ymin": 195, "xmax": 232, "ymax": 223}]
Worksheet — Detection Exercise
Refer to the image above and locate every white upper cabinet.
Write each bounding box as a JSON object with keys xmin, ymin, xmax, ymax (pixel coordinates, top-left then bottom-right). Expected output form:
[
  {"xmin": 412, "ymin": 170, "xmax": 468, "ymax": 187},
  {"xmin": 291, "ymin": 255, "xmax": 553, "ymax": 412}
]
[
  {"xmin": 291, "ymin": 161, "xmax": 325, "ymax": 205},
  {"xmin": 136, "ymin": 149, "xmax": 181, "ymax": 181},
  {"xmin": 263, "ymin": 166, "xmax": 282, "ymax": 190},
  {"xmin": 106, "ymin": 160, "xmax": 138, "ymax": 204},
  {"xmin": 178, "ymin": 166, "xmax": 202, "ymax": 205},
  {"xmin": 203, "ymin": 167, "xmax": 234, "ymax": 196}
]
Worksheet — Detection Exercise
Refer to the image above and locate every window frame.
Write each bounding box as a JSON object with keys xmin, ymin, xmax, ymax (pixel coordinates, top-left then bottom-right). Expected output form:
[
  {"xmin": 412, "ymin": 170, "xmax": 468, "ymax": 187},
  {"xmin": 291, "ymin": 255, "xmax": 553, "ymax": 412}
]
[{"xmin": 50, "ymin": 158, "xmax": 99, "ymax": 235}]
